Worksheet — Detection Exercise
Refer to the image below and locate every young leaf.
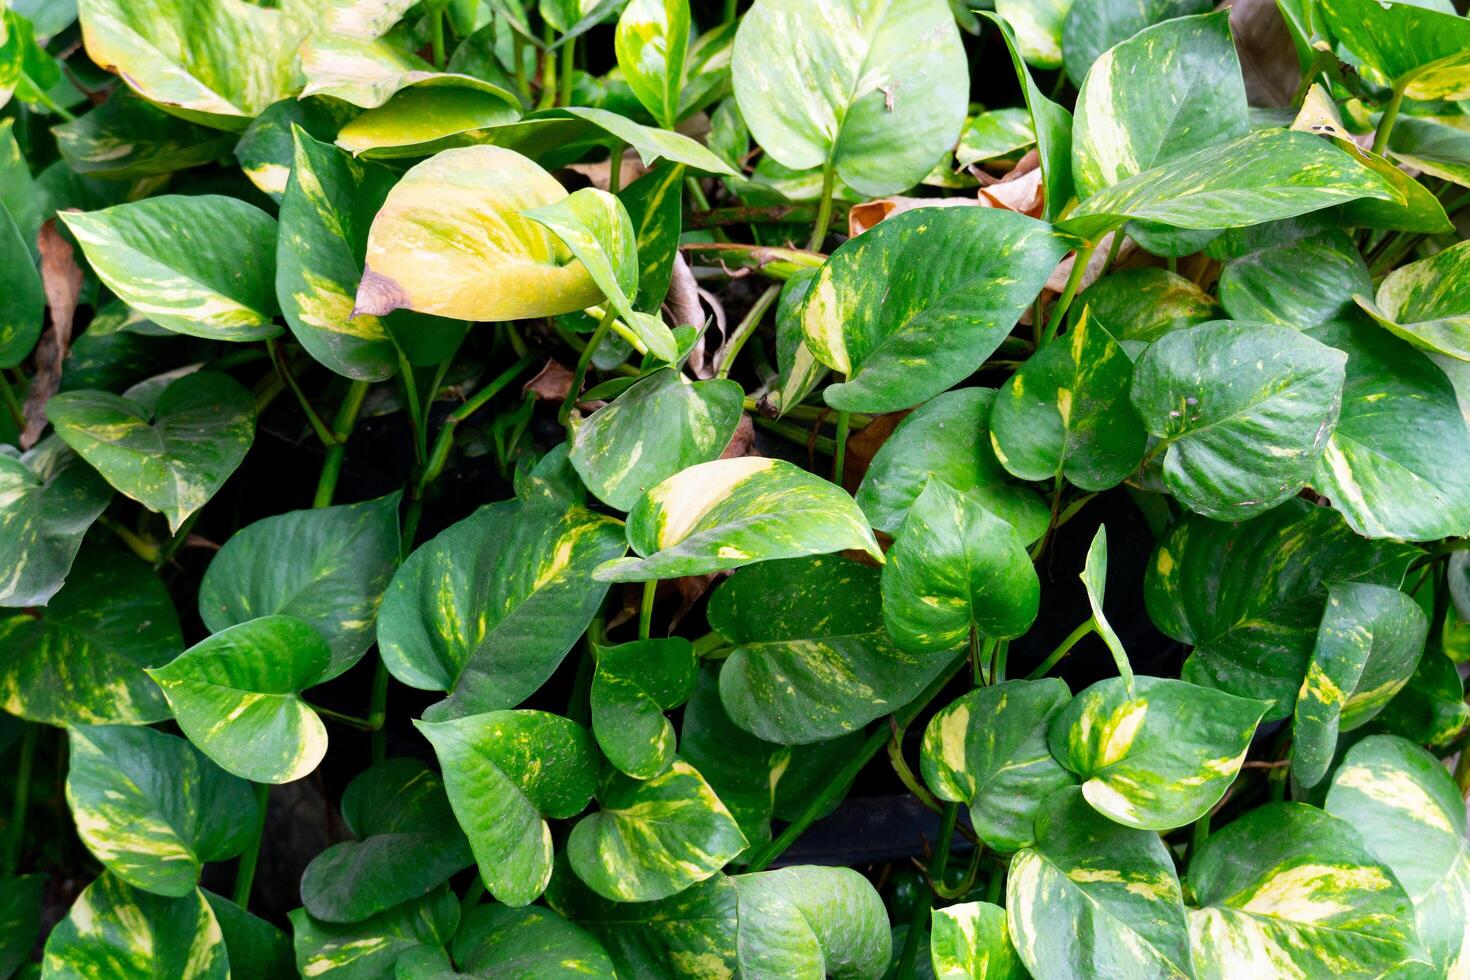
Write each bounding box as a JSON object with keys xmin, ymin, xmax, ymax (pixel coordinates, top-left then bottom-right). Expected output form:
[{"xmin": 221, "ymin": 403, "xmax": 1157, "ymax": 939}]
[
  {"xmin": 593, "ymin": 457, "xmax": 882, "ymax": 583},
  {"xmin": 416, "ymin": 709, "xmax": 598, "ymax": 907},
  {"xmin": 1291, "ymin": 583, "xmax": 1426, "ymax": 788},
  {"xmin": 65, "ymin": 725, "xmax": 259, "ymax": 898},
  {"xmin": 1357, "ymin": 238, "xmax": 1470, "ymax": 362},
  {"xmin": 568, "ymin": 760, "xmax": 747, "ymax": 902},
  {"xmin": 569, "ymin": 368, "xmax": 743, "ymax": 511},
  {"xmin": 930, "ymin": 901, "xmax": 1026, "ymax": 980},
  {"xmin": 802, "ymin": 207, "xmax": 1069, "ymax": 413},
  {"xmin": 615, "ymin": 0, "xmax": 691, "ymax": 129},
  {"xmin": 982, "ymin": 12, "xmax": 1075, "ymax": 221},
  {"xmin": 197, "ymin": 492, "xmax": 402, "ymax": 681},
  {"xmin": 59, "ymin": 196, "xmax": 280, "ymax": 341},
  {"xmin": 147, "ymin": 615, "xmax": 333, "ymax": 784},
  {"xmin": 290, "ymin": 885, "xmax": 460, "ymax": 980},
  {"xmin": 731, "ymin": 0, "xmax": 968, "ymax": 196},
  {"xmin": 591, "ymin": 638, "xmax": 697, "ymax": 780},
  {"xmin": 43, "ymin": 874, "xmax": 227, "ymax": 979},
  {"xmin": 920, "ymin": 679, "xmax": 1075, "ymax": 853},
  {"xmin": 0, "ymin": 437, "xmax": 111, "ymax": 607},
  {"xmin": 451, "ymin": 904, "xmax": 617, "ymax": 976},
  {"xmin": 1006, "ymin": 787, "xmax": 1192, "ymax": 979},
  {"xmin": 1049, "ymin": 676, "xmax": 1266, "ymax": 830},
  {"xmin": 881, "ymin": 479, "xmax": 1040, "ymax": 654},
  {"xmin": 0, "ymin": 201, "xmax": 41, "ymax": 368},
  {"xmin": 1129, "ymin": 320, "xmax": 1346, "ymax": 521},
  {"xmin": 1081, "ymin": 525, "xmax": 1132, "ymax": 688},
  {"xmin": 1187, "ymin": 802, "xmax": 1421, "ymax": 978},
  {"xmin": 991, "ymin": 308, "xmax": 1146, "ymax": 491},
  {"xmin": 47, "ymin": 372, "xmax": 256, "ymax": 532}
]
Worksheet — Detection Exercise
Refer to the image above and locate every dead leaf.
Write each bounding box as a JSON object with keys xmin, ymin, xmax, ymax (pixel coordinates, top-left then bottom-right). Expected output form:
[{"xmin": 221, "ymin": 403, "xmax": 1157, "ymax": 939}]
[
  {"xmin": 978, "ymin": 167, "xmax": 1044, "ymax": 217},
  {"xmin": 21, "ymin": 219, "xmax": 83, "ymax": 449},
  {"xmin": 719, "ymin": 414, "xmax": 756, "ymax": 459},
  {"xmin": 1227, "ymin": 0, "xmax": 1302, "ymax": 110},
  {"xmin": 847, "ymin": 195, "xmax": 980, "ymax": 237},
  {"xmin": 841, "ymin": 411, "xmax": 907, "ymax": 491},
  {"xmin": 1044, "ymin": 230, "xmax": 1132, "ymax": 295},
  {"xmin": 523, "ymin": 359, "xmax": 574, "ymax": 402}
]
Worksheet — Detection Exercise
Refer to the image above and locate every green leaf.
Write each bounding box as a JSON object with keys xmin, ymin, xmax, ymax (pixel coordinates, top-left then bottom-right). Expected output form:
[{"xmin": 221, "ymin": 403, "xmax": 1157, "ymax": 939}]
[
  {"xmin": 724, "ymin": 866, "xmax": 892, "ymax": 978},
  {"xmin": 930, "ymin": 901, "xmax": 1026, "ymax": 980},
  {"xmin": 568, "ymin": 760, "xmax": 747, "ymax": 902},
  {"xmin": 594, "ymin": 457, "xmax": 881, "ymax": 583},
  {"xmin": 0, "ymin": 437, "xmax": 111, "ymax": 607},
  {"xmin": 1006, "ymin": 786, "xmax": 1192, "ymax": 979},
  {"xmin": 557, "ymin": 105, "xmax": 738, "ymax": 175},
  {"xmin": 731, "ymin": 0, "xmax": 968, "ymax": 196},
  {"xmin": 299, "ymin": 35, "xmax": 519, "ymax": 111},
  {"xmin": 0, "ymin": 548, "xmax": 179, "ymax": 726},
  {"xmin": 300, "ymin": 759, "xmax": 471, "ymax": 924},
  {"xmin": 1187, "ymin": 801, "xmax": 1422, "ymax": 978},
  {"xmin": 1072, "ymin": 13, "xmax": 1247, "ymax": 202},
  {"xmin": 48, "ymin": 372, "xmax": 255, "ymax": 533},
  {"xmin": 1128, "ymin": 320, "xmax": 1346, "ymax": 521},
  {"xmin": 956, "ymin": 108, "xmax": 1035, "ymax": 168},
  {"xmin": 290, "ymin": 884, "xmax": 460, "ymax": 980},
  {"xmin": 1218, "ymin": 226, "xmax": 1370, "ymax": 329},
  {"xmin": 1072, "ymin": 267, "xmax": 1220, "ymax": 356},
  {"xmin": 0, "ymin": 201, "xmax": 41, "ymax": 368},
  {"xmin": 882, "ymin": 479, "xmax": 1039, "ymax": 654},
  {"xmin": 620, "ymin": 160, "xmax": 683, "ymax": 314},
  {"xmin": 1327, "ymin": 735, "xmax": 1470, "ymax": 978},
  {"xmin": 1146, "ymin": 499, "xmax": 1418, "ymax": 719},
  {"xmin": 991, "ymin": 308, "xmax": 1146, "ymax": 491},
  {"xmin": 1318, "ymin": 0, "xmax": 1470, "ymax": 100},
  {"xmin": 982, "ymin": 12, "xmax": 1075, "ymax": 222},
  {"xmin": 75, "ymin": 0, "xmax": 313, "ymax": 128},
  {"xmin": 52, "ymin": 89, "xmax": 235, "ymax": 179},
  {"xmin": 993, "ymin": 0, "xmax": 1068, "ymax": 71},
  {"xmin": 712, "ymin": 555, "xmax": 954, "ymax": 744},
  {"xmin": 1292, "ymin": 583, "xmax": 1427, "ymax": 788},
  {"xmin": 204, "ymin": 890, "xmax": 294, "ymax": 980},
  {"xmin": 65, "ymin": 724, "xmax": 259, "ymax": 897},
  {"xmin": 771, "ymin": 267, "xmax": 827, "ymax": 415},
  {"xmin": 147, "ymin": 615, "xmax": 332, "ymax": 784},
  {"xmin": 198, "ymin": 492, "xmax": 401, "ymax": 681},
  {"xmin": 1061, "ymin": 0, "xmax": 1211, "ymax": 86},
  {"xmin": 43, "ymin": 874, "xmax": 227, "ymax": 979},
  {"xmin": 857, "ymin": 387, "xmax": 1049, "ymax": 543},
  {"xmin": 59, "ymin": 195, "xmax": 280, "ymax": 341},
  {"xmin": 802, "ymin": 207, "xmax": 1069, "ymax": 413},
  {"xmin": 236, "ymin": 97, "xmax": 361, "ymax": 202},
  {"xmin": 1081, "ymin": 524, "xmax": 1132, "ymax": 687},
  {"xmin": 591, "ymin": 638, "xmax": 696, "ymax": 780},
  {"xmin": 1358, "ymin": 238, "xmax": 1470, "ymax": 362},
  {"xmin": 377, "ymin": 498, "xmax": 624, "ymax": 717},
  {"xmin": 569, "ymin": 369, "xmax": 743, "ymax": 512},
  {"xmin": 615, "ymin": 0, "xmax": 690, "ymax": 129},
  {"xmin": 0, "ymin": 874, "xmax": 43, "ymax": 980},
  {"xmin": 1056, "ymin": 129, "xmax": 1398, "ymax": 244},
  {"xmin": 1389, "ymin": 116, "xmax": 1470, "ymax": 189},
  {"xmin": 523, "ymin": 187, "xmax": 678, "ymax": 361},
  {"xmin": 1308, "ymin": 317, "xmax": 1470, "ymax": 541},
  {"xmin": 1049, "ymin": 676, "xmax": 1265, "ymax": 831},
  {"xmin": 451, "ymin": 904, "xmax": 616, "ymax": 977},
  {"xmin": 417, "ymin": 709, "xmax": 597, "ymax": 907},
  {"xmin": 921, "ymin": 679, "xmax": 1075, "ymax": 853}
]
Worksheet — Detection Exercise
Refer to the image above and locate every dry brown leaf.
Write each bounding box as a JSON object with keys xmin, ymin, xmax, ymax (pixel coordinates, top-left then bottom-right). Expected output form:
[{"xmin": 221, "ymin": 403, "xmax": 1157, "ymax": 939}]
[
  {"xmin": 840, "ymin": 411, "xmax": 907, "ymax": 491},
  {"xmin": 978, "ymin": 167, "xmax": 1044, "ymax": 217},
  {"xmin": 21, "ymin": 219, "xmax": 84, "ymax": 449},
  {"xmin": 523, "ymin": 359, "xmax": 574, "ymax": 402},
  {"xmin": 1227, "ymin": 0, "xmax": 1302, "ymax": 110},
  {"xmin": 847, "ymin": 196, "xmax": 980, "ymax": 237},
  {"xmin": 719, "ymin": 414, "xmax": 757, "ymax": 460}
]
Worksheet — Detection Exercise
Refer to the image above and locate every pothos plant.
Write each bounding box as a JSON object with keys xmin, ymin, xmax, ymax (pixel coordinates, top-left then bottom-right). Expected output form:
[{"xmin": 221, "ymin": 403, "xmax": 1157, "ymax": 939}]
[{"xmin": 2, "ymin": 0, "xmax": 1470, "ymax": 976}]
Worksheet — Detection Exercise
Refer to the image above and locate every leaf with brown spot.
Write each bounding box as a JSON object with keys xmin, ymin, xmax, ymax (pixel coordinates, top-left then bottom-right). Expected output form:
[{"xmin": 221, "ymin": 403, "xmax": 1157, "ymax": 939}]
[{"xmin": 21, "ymin": 220, "xmax": 82, "ymax": 450}]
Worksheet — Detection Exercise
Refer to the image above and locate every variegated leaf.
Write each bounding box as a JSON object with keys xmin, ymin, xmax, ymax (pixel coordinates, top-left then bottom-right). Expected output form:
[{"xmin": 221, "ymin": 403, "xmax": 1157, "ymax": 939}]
[
  {"xmin": 1072, "ymin": 267, "xmax": 1219, "ymax": 356},
  {"xmin": 147, "ymin": 615, "xmax": 332, "ymax": 785},
  {"xmin": 594, "ymin": 457, "xmax": 881, "ymax": 583},
  {"xmin": 450, "ymin": 904, "xmax": 617, "ymax": 977},
  {"xmin": 725, "ymin": 866, "xmax": 892, "ymax": 978},
  {"xmin": 983, "ymin": 12, "xmax": 1074, "ymax": 222},
  {"xmin": 568, "ymin": 759, "xmax": 747, "ymax": 902},
  {"xmin": 1389, "ymin": 116, "xmax": 1470, "ymax": 190},
  {"xmin": 299, "ymin": 35, "xmax": 520, "ymax": 111},
  {"xmin": 921, "ymin": 679, "xmax": 1075, "ymax": 853},
  {"xmin": 235, "ymin": 97, "xmax": 360, "ymax": 202},
  {"xmin": 1129, "ymin": 320, "xmax": 1346, "ymax": 521},
  {"xmin": 615, "ymin": 0, "xmax": 690, "ymax": 129},
  {"xmin": 52, "ymin": 89, "xmax": 236, "ymax": 180},
  {"xmin": 591, "ymin": 638, "xmax": 697, "ymax": 780},
  {"xmin": 47, "ymin": 372, "xmax": 256, "ymax": 533},
  {"xmin": 957, "ymin": 107, "xmax": 1035, "ymax": 168},
  {"xmin": 43, "ymin": 874, "xmax": 227, "ymax": 979},
  {"xmin": 1318, "ymin": 0, "xmax": 1470, "ymax": 100},
  {"xmin": 1218, "ymin": 226, "xmax": 1369, "ymax": 329},
  {"xmin": 882, "ymin": 479, "xmax": 1039, "ymax": 654},
  {"xmin": 1358, "ymin": 238, "xmax": 1470, "ymax": 362},
  {"xmin": 931, "ymin": 901, "xmax": 1027, "ymax": 980},
  {"xmin": 0, "ymin": 199, "xmax": 41, "ymax": 367},
  {"xmin": 1187, "ymin": 802, "xmax": 1422, "ymax": 979},
  {"xmin": 290, "ymin": 884, "xmax": 460, "ymax": 980},
  {"xmin": 1327, "ymin": 735, "xmax": 1470, "ymax": 979},
  {"xmin": 993, "ymin": 0, "xmax": 1068, "ymax": 70},
  {"xmin": 1049, "ymin": 675, "xmax": 1265, "ymax": 831},
  {"xmin": 65, "ymin": 725, "xmax": 259, "ymax": 898},
  {"xmin": 1061, "ymin": 0, "xmax": 1210, "ymax": 86},
  {"xmin": 0, "ymin": 437, "xmax": 111, "ymax": 607},
  {"xmin": 771, "ymin": 267, "xmax": 826, "ymax": 415},
  {"xmin": 800, "ymin": 207, "xmax": 1069, "ymax": 413},
  {"xmin": 1007, "ymin": 786, "xmax": 1192, "ymax": 979}
]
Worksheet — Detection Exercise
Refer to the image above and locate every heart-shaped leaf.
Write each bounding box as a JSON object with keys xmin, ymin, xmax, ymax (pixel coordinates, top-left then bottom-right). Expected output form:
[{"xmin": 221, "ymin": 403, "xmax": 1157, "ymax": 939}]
[
  {"xmin": 52, "ymin": 89, "xmax": 236, "ymax": 180},
  {"xmin": 882, "ymin": 479, "xmax": 1040, "ymax": 654},
  {"xmin": 1129, "ymin": 320, "xmax": 1346, "ymax": 521},
  {"xmin": 712, "ymin": 555, "xmax": 954, "ymax": 744},
  {"xmin": 1061, "ymin": 0, "xmax": 1211, "ymax": 86},
  {"xmin": 1006, "ymin": 787, "xmax": 1192, "ymax": 979},
  {"xmin": 1388, "ymin": 115, "xmax": 1470, "ymax": 188},
  {"xmin": 800, "ymin": 207, "xmax": 1069, "ymax": 413},
  {"xmin": 0, "ymin": 201, "xmax": 40, "ymax": 368},
  {"xmin": 417, "ymin": 709, "xmax": 598, "ymax": 907},
  {"xmin": 290, "ymin": 884, "xmax": 460, "ymax": 980},
  {"xmin": 65, "ymin": 725, "xmax": 259, "ymax": 898},
  {"xmin": 1357, "ymin": 238, "xmax": 1470, "ymax": 362},
  {"xmin": 1292, "ymin": 583, "xmax": 1426, "ymax": 788},
  {"xmin": 594, "ymin": 457, "xmax": 882, "ymax": 583},
  {"xmin": 0, "ymin": 437, "xmax": 111, "ymax": 607},
  {"xmin": 0, "ymin": 548, "xmax": 180, "ymax": 726},
  {"xmin": 59, "ymin": 196, "xmax": 280, "ymax": 341},
  {"xmin": 1050, "ymin": 676, "xmax": 1266, "ymax": 830},
  {"xmin": 615, "ymin": 0, "xmax": 690, "ymax": 129},
  {"xmin": 930, "ymin": 901, "xmax": 1026, "ymax": 980},
  {"xmin": 921, "ymin": 679, "xmax": 1075, "ymax": 853},
  {"xmin": 732, "ymin": 0, "xmax": 968, "ymax": 196},
  {"xmin": 1218, "ymin": 227, "xmax": 1370, "ymax": 328},
  {"xmin": 451, "ymin": 903, "xmax": 617, "ymax": 977},
  {"xmin": 147, "ymin": 615, "xmax": 332, "ymax": 784},
  {"xmin": 197, "ymin": 492, "xmax": 401, "ymax": 681},
  {"xmin": 724, "ymin": 866, "xmax": 892, "ymax": 977},
  {"xmin": 568, "ymin": 760, "xmax": 747, "ymax": 902},
  {"xmin": 236, "ymin": 97, "xmax": 361, "ymax": 202},
  {"xmin": 591, "ymin": 638, "xmax": 697, "ymax": 779},
  {"xmin": 48, "ymin": 371, "xmax": 255, "ymax": 532},
  {"xmin": 43, "ymin": 874, "xmax": 227, "ymax": 979},
  {"xmin": 377, "ymin": 497, "xmax": 625, "ymax": 717}
]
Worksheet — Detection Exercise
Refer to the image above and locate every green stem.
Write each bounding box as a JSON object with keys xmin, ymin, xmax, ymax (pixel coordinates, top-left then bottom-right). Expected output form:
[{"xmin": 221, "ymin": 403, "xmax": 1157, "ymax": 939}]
[
  {"xmin": 512, "ymin": 32, "xmax": 528, "ymax": 99},
  {"xmin": 830, "ymin": 409, "xmax": 851, "ymax": 485},
  {"xmin": 269, "ymin": 339, "xmax": 338, "ymax": 447},
  {"xmin": 430, "ymin": 6, "xmax": 447, "ymax": 68},
  {"xmin": 308, "ymin": 704, "xmax": 377, "ymax": 729},
  {"xmin": 933, "ymin": 843, "xmax": 985, "ymax": 900},
  {"xmin": 1041, "ymin": 244, "xmax": 1095, "ymax": 346},
  {"xmin": 421, "ymin": 355, "xmax": 535, "ymax": 491},
  {"xmin": 369, "ymin": 659, "xmax": 389, "ymax": 766},
  {"xmin": 1371, "ymin": 82, "xmax": 1406, "ymax": 156},
  {"xmin": 607, "ymin": 140, "xmax": 624, "ymax": 192},
  {"xmin": 992, "ymin": 640, "xmax": 1009, "ymax": 684},
  {"xmin": 724, "ymin": 0, "xmax": 738, "ymax": 24},
  {"xmin": 638, "ymin": 580, "xmax": 656, "ymax": 640},
  {"xmin": 314, "ymin": 380, "xmax": 371, "ymax": 509},
  {"xmin": 4, "ymin": 724, "xmax": 36, "ymax": 875},
  {"xmin": 0, "ymin": 373, "xmax": 24, "ymax": 430},
  {"xmin": 1187, "ymin": 810, "xmax": 1211, "ymax": 863},
  {"xmin": 1027, "ymin": 619, "xmax": 1094, "ymax": 680},
  {"xmin": 233, "ymin": 784, "xmax": 270, "ymax": 908},
  {"xmin": 744, "ymin": 650, "xmax": 968, "ymax": 872},
  {"xmin": 807, "ymin": 161, "xmax": 837, "ymax": 251},
  {"xmin": 561, "ymin": 308, "xmax": 618, "ymax": 428},
  {"xmin": 888, "ymin": 731, "xmax": 944, "ymax": 813},
  {"xmin": 1102, "ymin": 232, "xmax": 1125, "ymax": 273},
  {"xmin": 558, "ymin": 37, "xmax": 576, "ymax": 107},
  {"xmin": 20, "ymin": 73, "xmax": 76, "ymax": 121},
  {"xmin": 97, "ymin": 516, "xmax": 161, "ymax": 564},
  {"xmin": 897, "ymin": 803, "xmax": 960, "ymax": 980},
  {"xmin": 396, "ymin": 349, "xmax": 427, "ymax": 466},
  {"xmin": 537, "ymin": 23, "xmax": 557, "ymax": 108},
  {"xmin": 751, "ymin": 416, "xmax": 835, "ymax": 456},
  {"xmin": 715, "ymin": 284, "xmax": 780, "ymax": 380},
  {"xmin": 155, "ymin": 512, "xmax": 201, "ymax": 568},
  {"xmin": 460, "ymin": 877, "xmax": 486, "ymax": 915}
]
